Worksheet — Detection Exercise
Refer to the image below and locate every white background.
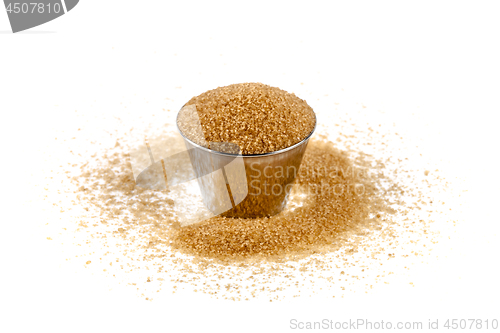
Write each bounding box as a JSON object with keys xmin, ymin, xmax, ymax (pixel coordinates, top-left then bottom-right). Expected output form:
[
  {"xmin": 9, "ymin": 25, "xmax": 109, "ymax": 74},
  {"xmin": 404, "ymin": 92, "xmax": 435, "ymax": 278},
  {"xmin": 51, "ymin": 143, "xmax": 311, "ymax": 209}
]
[{"xmin": 1, "ymin": 1, "xmax": 499, "ymax": 332}]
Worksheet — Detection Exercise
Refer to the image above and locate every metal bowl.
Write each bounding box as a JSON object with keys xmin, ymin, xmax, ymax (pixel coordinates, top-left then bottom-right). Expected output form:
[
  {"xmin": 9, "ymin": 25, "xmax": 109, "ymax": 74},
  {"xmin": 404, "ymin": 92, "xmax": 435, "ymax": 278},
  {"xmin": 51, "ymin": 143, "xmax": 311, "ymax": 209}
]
[{"xmin": 176, "ymin": 105, "xmax": 316, "ymax": 218}]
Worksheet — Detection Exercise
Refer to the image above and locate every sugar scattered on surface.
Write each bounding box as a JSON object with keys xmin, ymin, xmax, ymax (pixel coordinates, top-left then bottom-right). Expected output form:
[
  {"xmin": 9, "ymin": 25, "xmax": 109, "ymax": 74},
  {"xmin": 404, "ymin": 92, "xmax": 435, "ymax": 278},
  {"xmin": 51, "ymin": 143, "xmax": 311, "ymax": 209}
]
[
  {"xmin": 39, "ymin": 94, "xmax": 463, "ymax": 301},
  {"xmin": 169, "ymin": 137, "xmax": 391, "ymax": 261}
]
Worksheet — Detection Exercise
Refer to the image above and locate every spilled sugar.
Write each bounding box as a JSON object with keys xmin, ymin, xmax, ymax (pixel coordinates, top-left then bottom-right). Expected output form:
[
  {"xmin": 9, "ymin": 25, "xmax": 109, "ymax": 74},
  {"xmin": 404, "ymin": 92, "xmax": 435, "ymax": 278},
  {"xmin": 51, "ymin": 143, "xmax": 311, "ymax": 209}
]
[
  {"xmin": 169, "ymin": 137, "xmax": 393, "ymax": 260},
  {"xmin": 40, "ymin": 97, "xmax": 460, "ymax": 301}
]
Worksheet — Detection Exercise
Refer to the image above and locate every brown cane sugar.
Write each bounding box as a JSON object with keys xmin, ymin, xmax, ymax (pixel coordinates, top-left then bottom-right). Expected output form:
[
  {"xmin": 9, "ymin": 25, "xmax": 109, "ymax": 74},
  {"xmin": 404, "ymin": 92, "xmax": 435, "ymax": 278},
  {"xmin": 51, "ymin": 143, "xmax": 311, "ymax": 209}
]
[
  {"xmin": 52, "ymin": 94, "xmax": 456, "ymax": 301},
  {"xmin": 178, "ymin": 82, "xmax": 316, "ymax": 155}
]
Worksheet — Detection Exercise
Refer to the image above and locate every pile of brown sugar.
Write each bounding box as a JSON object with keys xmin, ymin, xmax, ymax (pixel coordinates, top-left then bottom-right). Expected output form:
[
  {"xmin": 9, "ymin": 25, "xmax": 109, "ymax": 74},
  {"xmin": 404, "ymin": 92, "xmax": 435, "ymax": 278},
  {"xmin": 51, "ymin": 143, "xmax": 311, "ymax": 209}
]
[
  {"xmin": 179, "ymin": 82, "xmax": 316, "ymax": 155},
  {"xmin": 170, "ymin": 138, "xmax": 386, "ymax": 260},
  {"xmin": 66, "ymin": 130, "xmax": 413, "ymax": 301},
  {"xmin": 69, "ymin": 127, "xmax": 395, "ymax": 263}
]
